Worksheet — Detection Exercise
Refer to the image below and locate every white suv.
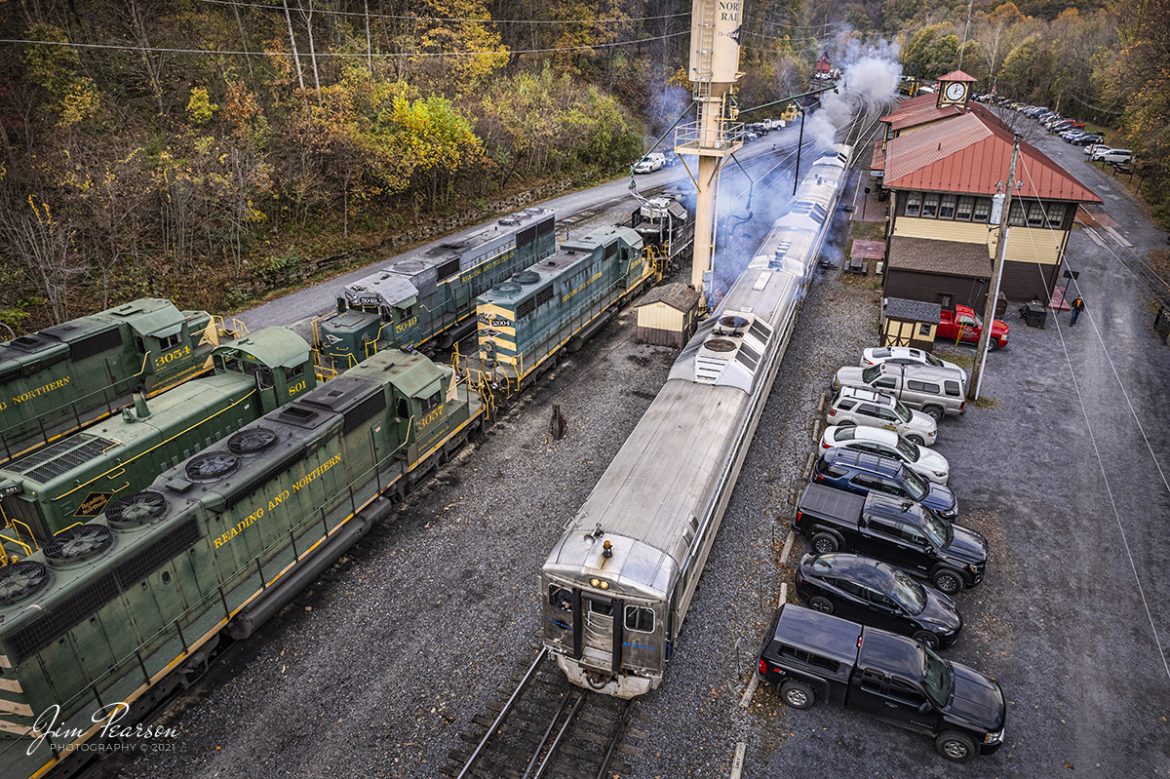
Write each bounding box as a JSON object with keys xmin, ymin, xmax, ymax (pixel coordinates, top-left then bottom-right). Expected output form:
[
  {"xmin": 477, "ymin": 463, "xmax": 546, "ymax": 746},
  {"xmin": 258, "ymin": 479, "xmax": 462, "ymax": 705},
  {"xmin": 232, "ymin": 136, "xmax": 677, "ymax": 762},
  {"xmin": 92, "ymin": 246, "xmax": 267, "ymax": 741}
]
[
  {"xmin": 825, "ymin": 387, "xmax": 937, "ymax": 445},
  {"xmin": 633, "ymin": 152, "xmax": 666, "ymax": 173},
  {"xmin": 860, "ymin": 346, "xmax": 968, "ymax": 384},
  {"xmin": 819, "ymin": 425, "xmax": 950, "ymax": 484},
  {"xmin": 1090, "ymin": 147, "xmax": 1133, "ymax": 164}
]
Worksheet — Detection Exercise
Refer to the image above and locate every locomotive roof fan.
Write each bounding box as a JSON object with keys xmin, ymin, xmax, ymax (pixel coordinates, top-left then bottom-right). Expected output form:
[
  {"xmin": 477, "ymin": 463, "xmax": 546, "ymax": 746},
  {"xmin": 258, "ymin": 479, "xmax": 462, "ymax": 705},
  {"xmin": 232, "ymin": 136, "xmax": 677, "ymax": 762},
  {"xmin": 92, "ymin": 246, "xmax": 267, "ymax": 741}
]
[
  {"xmin": 106, "ymin": 490, "xmax": 169, "ymax": 530},
  {"xmin": 227, "ymin": 427, "xmax": 278, "ymax": 455},
  {"xmin": 43, "ymin": 523, "xmax": 115, "ymax": 569},
  {"xmin": 0, "ymin": 560, "xmax": 52, "ymax": 606},
  {"xmin": 186, "ymin": 452, "xmax": 241, "ymax": 482}
]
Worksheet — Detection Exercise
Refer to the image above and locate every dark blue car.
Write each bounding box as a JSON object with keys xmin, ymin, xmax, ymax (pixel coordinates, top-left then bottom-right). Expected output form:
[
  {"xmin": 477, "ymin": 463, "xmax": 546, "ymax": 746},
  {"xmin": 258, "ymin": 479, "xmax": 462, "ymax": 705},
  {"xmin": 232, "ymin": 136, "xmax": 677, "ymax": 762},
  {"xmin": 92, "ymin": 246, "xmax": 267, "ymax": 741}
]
[{"xmin": 812, "ymin": 448, "xmax": 958, "ymax": 519}]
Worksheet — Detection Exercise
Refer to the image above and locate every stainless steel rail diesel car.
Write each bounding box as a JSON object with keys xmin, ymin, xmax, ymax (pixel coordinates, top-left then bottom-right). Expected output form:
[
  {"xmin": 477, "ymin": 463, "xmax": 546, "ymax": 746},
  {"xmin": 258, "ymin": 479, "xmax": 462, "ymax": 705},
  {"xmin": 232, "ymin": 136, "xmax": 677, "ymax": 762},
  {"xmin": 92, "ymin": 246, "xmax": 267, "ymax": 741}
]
[
  {"xmin": 541, "ymin": 145, "xmax": 853, "ymax": 698},
  {"xmin": 0, "ymin": 349, "xmax": 480, "ymax": 778},
  {"xmin": 0, "ymin": 328, "xmax": 313, "ymax": 551},
  {"xmin": 0, "ymin": 299, "xmax": 234, "ymax": 465},
  {"xmin": 313, "ymin": 208, "xmax": 556, "ymax": 370}
]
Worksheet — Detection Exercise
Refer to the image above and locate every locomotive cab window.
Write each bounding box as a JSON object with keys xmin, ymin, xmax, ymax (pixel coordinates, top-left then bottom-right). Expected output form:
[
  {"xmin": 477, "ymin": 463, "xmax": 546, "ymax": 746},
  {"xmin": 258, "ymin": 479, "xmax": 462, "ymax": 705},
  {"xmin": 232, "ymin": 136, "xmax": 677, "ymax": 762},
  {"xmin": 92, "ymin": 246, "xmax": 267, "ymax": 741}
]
[
  {"xmin": 396, "ymin": 397, "xmax": 409, "ymax": 419},
  {"xmin": 158, "ymin": 332, "xmax": 181, "ymax": 350},
  {"xmin": 256, "ymin": 368, "xmax": 274, "ymax": 391},
  {"xmin": 548, "ymin": 585, "xmax": 573, "ymax": 612},
  {"xmin": 625, "ymin": 606, "xmax": 654, "ymax": 633},
  {"xmin": 422, "ymin": 392, "xmax": 441, "ymax": 411},
  {"xmin": 590, "ymin": 600, "xmax": 614, "ymax": 617},
  {"xmin": 397, "ymin": 303, "xmax": 414, "ymax": 319}
]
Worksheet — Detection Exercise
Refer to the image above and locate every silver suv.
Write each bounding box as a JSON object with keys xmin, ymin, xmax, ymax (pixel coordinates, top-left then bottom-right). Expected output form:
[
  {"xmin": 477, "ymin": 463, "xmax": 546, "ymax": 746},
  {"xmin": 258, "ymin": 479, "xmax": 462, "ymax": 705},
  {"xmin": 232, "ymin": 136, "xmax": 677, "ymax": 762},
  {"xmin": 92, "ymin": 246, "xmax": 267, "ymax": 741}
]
[
  {"xmin": 833, "ymin": 363, "xmax": 967, "ymax": 420},
  {"xmin": 825, "ymin": 387, "xmax": 937, "ymax": 445}
]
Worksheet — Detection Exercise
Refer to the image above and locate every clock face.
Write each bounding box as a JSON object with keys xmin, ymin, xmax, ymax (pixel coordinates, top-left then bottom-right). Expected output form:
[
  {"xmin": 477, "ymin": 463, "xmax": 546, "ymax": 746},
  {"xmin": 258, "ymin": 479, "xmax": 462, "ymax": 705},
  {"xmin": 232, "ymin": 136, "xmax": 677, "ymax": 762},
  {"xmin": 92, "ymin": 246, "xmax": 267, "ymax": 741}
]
[{"xmin": 945, "ymin": 82, "xmax": 967, "ymax": 102}]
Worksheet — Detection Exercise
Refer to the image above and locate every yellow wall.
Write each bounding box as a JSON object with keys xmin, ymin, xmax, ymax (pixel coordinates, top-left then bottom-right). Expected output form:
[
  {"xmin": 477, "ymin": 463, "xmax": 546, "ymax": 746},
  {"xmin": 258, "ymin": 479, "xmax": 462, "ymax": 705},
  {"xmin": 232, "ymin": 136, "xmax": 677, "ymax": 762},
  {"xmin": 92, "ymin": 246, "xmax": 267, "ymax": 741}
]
[
  {"xmin": 1005, "ymin": 226, "xmax": 1066, "ymax": 265},
  {"xmin": 637, "ymin": 303, "xmax": 685, "ymax": 331},
  {"xmin": 893, "ymin": 217, "xmax": 994, "ymax": 250}
]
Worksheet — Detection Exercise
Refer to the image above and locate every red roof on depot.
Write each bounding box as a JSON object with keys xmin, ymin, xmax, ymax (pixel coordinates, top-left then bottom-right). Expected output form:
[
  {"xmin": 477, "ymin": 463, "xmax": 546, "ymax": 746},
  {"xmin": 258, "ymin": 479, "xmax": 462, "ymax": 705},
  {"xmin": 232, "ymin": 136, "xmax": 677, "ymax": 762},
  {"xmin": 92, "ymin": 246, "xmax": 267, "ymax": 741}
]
[
  {"xmin": 879, "ymin": 93, "xmax": 964, "ymax": 132},
  {"xmin": 882, "ymin": 112, "xmax": 1102, "ymax": 203},
  {"xmin": 935, "ymin": 69, "xmax": 978, "ymax": 83}
]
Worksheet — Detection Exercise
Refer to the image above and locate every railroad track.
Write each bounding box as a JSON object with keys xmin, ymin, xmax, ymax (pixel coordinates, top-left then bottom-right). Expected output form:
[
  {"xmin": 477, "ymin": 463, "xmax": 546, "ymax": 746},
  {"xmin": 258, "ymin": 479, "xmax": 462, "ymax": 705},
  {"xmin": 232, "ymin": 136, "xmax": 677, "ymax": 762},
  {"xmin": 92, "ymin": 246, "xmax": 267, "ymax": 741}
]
[{"xmin": 445, "ymin": 649, "xmax": 641, "ymax": 779}]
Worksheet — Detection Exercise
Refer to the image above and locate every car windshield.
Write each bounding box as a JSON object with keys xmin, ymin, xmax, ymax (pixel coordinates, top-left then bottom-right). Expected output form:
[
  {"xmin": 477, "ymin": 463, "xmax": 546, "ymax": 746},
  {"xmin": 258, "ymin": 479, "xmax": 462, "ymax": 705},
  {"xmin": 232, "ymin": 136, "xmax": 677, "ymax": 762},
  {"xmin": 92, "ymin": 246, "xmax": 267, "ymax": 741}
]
[
  {"xmin": 891, "ymin": 570, "xmax": 927, "ymax": 614},
  {"xmin": 896, "ymin": 437, "xmax": 919, "ymax": 461},
  {"xmin": 902, "ymin": 468, "xmax": 929, "ymax": 500},
  {"xmin": 921, "ymin": 508, "xmax": 953, "ymax": 546},
  {"xmin": 922, "ymin": 648, "xmax": 952, "ymax": 708},
  {"xmin": 924, "ymin": 353, "xmax": 944, "ymax": 368},
  {"xmin": 894, "ymin": 402, "xmax": 912, "ymax": 423},
  {"xmin": 861, "ymin": 365, "xmax": 881, "ymax": 383}
]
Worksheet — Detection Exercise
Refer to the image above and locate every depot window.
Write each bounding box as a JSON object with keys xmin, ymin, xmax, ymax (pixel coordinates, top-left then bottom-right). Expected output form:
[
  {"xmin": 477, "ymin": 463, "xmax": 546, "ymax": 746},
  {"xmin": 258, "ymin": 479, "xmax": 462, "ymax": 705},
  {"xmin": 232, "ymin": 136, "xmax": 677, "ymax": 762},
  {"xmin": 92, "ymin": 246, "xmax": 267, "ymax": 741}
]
[
  {"xmin": 1046, "ymin": 203, "xmax": 1068, "ymax": 228},
  {"xmin": 938, "ymin": 194, "xmax": 957, "ymax": 219},
  {"xmin": 1026, "ymin": 201, "xmax": 1047, "ymax": 227},
  {"xmin": 921, "ymin": 193, "xmax": 940, "ymax": 218},
  {"xmin": 625, "ymin": 606, "xmax": 655, "ymax": 633},
  {"xmin": 904, "ymin": 192, "xmax": 922, "ymax": 217},
  {"xmin": 1008, "ymin": 201, "xmax": 1028, "ymax": 227},
  {"xmin": 972, "ymin": 199, "xmax": 991, "ymax": 223},
  {"xmin": 955, "ymin": 196, "xmax": 974, "ymax": 221}
]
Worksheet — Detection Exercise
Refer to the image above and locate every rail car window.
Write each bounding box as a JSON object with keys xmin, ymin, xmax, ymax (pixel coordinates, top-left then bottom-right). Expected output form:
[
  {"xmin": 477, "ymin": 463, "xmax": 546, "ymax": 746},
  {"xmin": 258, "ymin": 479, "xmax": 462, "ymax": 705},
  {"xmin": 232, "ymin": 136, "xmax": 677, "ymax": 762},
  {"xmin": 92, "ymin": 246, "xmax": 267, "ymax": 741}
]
[
  {"xmin": 625, "ymin": 606, "xmax": 655, "ymax": 633},
  {"xmin": 397, "ymin": 303, "xmax": 415, "ymax": 319},
  {"xmin": 423, "ymin": 392, "xmax": 441, "ymax": 411},
  {"xmin": 590, "ymin": 600, "xmax": 614, "ymax": 617},
  {"xmin": 159, "ymin": 332, "xmax": 181, "ymax": 350},
  {"xmin": 548, "ymin": 585, "xmax": 573, "ymax": 612},
  {"xmin": 257, "ymin": 368, "xmax": 274, "ymax": 391}
]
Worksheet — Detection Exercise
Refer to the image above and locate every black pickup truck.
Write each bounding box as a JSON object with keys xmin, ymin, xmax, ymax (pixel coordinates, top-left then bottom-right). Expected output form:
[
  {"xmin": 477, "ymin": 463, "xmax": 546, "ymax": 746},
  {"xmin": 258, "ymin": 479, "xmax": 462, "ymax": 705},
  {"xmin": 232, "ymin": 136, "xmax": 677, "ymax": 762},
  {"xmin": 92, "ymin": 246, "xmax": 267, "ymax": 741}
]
[
  {"xmin": 793, "ymin": 483, "xmax": 988, "ymax": 594},
  {"xmin": 758, "ymin": 604, "xmax": 1006, "ymax": 762}
]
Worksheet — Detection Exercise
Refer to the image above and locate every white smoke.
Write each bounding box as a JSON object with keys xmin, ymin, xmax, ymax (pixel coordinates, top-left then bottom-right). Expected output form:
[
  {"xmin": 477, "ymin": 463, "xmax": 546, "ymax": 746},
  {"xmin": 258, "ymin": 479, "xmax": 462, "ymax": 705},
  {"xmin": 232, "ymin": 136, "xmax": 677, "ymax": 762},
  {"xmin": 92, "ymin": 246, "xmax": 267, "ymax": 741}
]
[{"xmin": 805, "ymin": 39, "xmax": 902, "ymax": 150}]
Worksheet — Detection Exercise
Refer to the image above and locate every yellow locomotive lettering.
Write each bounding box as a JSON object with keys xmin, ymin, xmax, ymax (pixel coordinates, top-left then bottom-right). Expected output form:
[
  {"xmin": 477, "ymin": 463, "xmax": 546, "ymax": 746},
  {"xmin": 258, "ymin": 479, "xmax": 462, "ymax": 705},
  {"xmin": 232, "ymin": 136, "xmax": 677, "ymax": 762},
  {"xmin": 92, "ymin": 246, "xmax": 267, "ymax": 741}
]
[
  {"xmin": 287, "ymin": 379, "xmax": 308, "ymax": 396},
  {"xmin": 11, "ymin": 375, "xmax": 72, "ymax": 405},
  {"xmin": 562, "ymin": 271, "xmax": 602, "ymax": 304},
  {"xmin": 394, "ymin": 315, "xmax": 419, "ymax": 334},
  {"xmin": 211, "ymin": 453, "xmax": 343, "ymax": 549},
  {"xmin": 153, "ymin": 344, "xmax": 192, "ymax": 370},
  {"xmin": 418, "ymin": 405, "xmax": 444, "ymax": 430}
]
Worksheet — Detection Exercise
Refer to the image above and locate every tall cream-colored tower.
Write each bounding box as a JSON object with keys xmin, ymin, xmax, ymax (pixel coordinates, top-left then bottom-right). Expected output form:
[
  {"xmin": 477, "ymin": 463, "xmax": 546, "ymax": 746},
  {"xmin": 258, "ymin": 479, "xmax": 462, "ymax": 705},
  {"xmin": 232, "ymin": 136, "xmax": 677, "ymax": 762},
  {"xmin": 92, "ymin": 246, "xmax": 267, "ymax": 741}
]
[{"xmin": 677, "ymin": 0, "xmax": 744, "ymax": 304}]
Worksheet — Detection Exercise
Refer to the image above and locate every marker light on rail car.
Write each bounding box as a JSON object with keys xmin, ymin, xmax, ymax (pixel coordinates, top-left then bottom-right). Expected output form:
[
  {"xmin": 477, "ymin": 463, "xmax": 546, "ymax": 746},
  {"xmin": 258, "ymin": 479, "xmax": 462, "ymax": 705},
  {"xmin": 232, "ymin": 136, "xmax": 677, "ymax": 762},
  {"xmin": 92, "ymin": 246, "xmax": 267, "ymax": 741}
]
[{"xmin": 589, "ymin": 578, "xmax": 611, "ymax": 590}]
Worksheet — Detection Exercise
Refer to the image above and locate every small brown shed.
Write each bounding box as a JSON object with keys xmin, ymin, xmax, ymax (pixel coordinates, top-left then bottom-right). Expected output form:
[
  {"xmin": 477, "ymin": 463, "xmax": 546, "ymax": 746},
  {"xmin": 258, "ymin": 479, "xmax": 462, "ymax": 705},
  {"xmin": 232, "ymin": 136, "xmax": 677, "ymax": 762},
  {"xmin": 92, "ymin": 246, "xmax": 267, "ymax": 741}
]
[
  {"xmin": 636, "ymin": 283, "xmax": 701, "ymax": 348},
  {"xmin": 882, "ymin": 297, "xmax": 941, "ymax": 351}
]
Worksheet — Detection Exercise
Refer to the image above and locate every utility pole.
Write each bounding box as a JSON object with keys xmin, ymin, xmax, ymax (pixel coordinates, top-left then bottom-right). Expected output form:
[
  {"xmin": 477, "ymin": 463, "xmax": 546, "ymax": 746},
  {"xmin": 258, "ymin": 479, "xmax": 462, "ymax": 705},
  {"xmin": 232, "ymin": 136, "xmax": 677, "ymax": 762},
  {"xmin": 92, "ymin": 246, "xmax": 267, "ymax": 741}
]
[
  {"xmin": 969, "ymin": 134, "xmax": 1019, "ymax": 401},
  {"xmin": 792, "ymin": 107, "xmax": 806, "ymax": 196}
]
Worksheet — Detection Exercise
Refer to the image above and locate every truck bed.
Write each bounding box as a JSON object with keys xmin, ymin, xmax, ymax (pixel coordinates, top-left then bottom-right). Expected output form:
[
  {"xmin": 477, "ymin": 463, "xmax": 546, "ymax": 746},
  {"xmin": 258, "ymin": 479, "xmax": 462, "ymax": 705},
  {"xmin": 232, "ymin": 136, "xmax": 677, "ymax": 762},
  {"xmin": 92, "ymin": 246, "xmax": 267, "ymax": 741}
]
[{"xmin": 799, "ymin": 483, "xmax": 866, "ymax": 523}]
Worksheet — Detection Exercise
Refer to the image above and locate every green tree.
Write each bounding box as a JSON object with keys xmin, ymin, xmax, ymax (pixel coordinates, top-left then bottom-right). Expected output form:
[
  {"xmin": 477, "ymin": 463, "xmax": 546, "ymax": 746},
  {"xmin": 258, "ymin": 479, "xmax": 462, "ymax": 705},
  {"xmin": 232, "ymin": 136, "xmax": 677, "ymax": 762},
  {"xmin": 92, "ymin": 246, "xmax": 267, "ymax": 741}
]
[{"xmin": 903, "ymin": 24, "xmax": 960, "ymax": 79}]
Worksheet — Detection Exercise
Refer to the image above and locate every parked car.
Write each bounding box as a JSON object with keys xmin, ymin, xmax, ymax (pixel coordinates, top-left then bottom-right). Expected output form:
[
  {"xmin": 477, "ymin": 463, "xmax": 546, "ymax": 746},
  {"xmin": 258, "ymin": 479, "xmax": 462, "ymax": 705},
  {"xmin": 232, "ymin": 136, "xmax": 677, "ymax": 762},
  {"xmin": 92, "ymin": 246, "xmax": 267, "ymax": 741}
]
[
  {"xmin": 811, "ymin": 448, "xmax": 958, "ymax": 519},
  {"xmin": 832, "ymin": 363, "xmax": 967, "ymax": 420},
  {"xmin": 632, "ymin": 152, "xmax": 666, "ymax": 173},
  {"xmin": 793, "ymin": 482, "xmax": 986, "ymax": 592},
  {"xmin": 744, "ymin": 130, "xmax": 760, "ymax": 141},
  {"xmin": 1084, "ymin": 142, "xmax": 1108, "ymax": 156},
  {"xmin": 937, "ymin": 305, "xmax": 1009, "ymax": 350},
  {"xmin": 795, "ymin": 553, "xmax": 962, "ymax": 648},
  {"xmin": 1070, "ymin": 132, "xmax": 1104, "ymax": 147},
  {"xmin": 757, "ymin": 605, "xmax": 1006, "ymax": 762},
  {"xmin": 860, "ymin": 346, "xmax": 967, "ymax": 383},
  {"xmin": 826, "ymin": 387, "xmax": 938, "ymax": 445},
  {"xmin": 1091, "ymin": 147, "xmax": 1134, "ymax": 164},
  {"xmin": 820, "ymin": 425, "xmax": 950, "ymax": 484}
]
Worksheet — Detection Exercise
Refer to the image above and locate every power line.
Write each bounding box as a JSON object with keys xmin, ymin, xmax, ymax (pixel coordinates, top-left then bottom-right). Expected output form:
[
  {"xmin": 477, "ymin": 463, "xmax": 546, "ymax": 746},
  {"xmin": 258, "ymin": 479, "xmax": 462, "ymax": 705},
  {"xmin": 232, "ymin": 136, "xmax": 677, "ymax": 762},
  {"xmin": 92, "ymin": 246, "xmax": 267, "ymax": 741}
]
[
  {"xmin": 0, "ymin": 30, "xmax": 688, "ymax": 59},
  {"xmin": 198, "ymin": 0, "xmax": 689, "ymax": 25}
]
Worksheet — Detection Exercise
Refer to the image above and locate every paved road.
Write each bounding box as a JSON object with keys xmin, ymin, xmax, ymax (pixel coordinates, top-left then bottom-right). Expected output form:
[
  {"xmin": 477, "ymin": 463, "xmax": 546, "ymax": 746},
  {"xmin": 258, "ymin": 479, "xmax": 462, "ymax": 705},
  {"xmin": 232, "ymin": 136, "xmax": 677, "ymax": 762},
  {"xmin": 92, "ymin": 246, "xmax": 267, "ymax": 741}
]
[{"xmin": 238, "ymin": 126, "xmax": 805, "ymax": 332}]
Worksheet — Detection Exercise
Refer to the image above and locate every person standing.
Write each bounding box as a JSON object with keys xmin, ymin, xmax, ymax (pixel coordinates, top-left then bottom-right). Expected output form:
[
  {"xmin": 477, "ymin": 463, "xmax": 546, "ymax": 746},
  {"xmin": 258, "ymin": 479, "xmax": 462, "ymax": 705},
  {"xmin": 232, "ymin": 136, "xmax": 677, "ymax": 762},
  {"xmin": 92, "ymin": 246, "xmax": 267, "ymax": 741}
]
[{"xmin": 1070, "ymin": 296, "xmax": 1085, "ymax": 325}]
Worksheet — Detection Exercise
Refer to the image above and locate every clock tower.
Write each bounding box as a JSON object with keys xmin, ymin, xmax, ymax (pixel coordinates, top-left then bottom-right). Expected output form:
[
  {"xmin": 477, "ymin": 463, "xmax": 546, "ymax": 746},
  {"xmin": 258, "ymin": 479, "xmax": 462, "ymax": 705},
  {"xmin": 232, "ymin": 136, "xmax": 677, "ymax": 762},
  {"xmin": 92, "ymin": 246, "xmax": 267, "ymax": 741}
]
[{"xmin": 935, "ymin": 70, "xmax": 977, "ymax": 110}]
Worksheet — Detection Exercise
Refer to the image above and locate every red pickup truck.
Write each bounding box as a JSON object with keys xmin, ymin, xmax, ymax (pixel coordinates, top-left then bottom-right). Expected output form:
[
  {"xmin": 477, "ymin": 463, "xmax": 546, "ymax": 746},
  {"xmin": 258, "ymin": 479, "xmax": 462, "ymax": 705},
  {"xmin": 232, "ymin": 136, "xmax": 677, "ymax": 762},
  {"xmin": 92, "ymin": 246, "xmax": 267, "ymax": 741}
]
[{"xmin": 938, "ymin": 305, "xmax": 1009, "ymax": 350}]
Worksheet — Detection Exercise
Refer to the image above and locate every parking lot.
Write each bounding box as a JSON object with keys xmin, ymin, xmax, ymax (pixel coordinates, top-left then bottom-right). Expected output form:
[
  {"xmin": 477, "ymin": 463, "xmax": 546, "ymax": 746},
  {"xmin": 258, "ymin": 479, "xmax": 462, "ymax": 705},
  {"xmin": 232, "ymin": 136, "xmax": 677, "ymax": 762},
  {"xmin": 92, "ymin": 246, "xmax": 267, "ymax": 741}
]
[{"xmin": 740, "ymin": 132, "xmax": 1170, "ymax": 775}]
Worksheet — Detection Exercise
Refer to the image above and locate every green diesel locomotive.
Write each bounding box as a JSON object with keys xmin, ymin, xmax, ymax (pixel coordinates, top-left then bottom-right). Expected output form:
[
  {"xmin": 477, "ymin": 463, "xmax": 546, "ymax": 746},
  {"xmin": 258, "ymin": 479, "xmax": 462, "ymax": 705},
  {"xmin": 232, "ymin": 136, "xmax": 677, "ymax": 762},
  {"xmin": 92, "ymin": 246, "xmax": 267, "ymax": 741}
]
[
  {"xmin": 0, "ymin": 328, "xmax": 313, "ymax": 556},
  {"xmin": 313, "ymin": 208, "xmax": 555, "ymax": 369},
  {"xmin": 0, "ymin": 299, "xmax": 233, "ymax": 465},
  {"xmin": 0, "ymin": 348, "xmax": 480, "ymax": 778},
  {"xmin": 475, "ymin": 226, "xmax": 651, "ymax": 387}
]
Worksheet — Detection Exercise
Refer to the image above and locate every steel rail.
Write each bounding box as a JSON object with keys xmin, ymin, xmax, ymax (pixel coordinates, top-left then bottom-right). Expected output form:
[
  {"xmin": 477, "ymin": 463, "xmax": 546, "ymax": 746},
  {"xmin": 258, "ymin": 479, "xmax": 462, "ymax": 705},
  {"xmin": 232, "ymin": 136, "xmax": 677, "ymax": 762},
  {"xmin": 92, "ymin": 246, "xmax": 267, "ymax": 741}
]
[{"xmin": 456, "ymin": 646, "xmax": 549, "ymax": 779}]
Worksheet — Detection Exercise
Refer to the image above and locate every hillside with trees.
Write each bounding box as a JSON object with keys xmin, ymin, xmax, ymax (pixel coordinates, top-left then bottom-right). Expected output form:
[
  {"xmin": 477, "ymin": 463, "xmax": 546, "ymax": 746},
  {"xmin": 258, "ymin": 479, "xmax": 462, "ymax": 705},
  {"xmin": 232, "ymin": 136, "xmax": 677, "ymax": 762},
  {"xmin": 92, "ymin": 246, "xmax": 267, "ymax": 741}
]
[{"xmin": 0, "ymin": 0, "xmax": 1160, "ymax": 335}]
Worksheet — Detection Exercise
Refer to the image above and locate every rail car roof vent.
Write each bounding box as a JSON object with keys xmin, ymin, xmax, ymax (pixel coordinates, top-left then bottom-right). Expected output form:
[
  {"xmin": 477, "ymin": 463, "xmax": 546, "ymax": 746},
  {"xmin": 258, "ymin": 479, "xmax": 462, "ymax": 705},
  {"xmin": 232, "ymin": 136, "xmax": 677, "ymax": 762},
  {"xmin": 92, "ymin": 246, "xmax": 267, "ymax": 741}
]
[
  {"xmin": 494, "ymin": 281, "xmax": 522, "ymax": 296},
  {"xmin": 228, "ymin": 427, "xmax": 278, "ymax": 455},
  {"xmin": 185, "ymin": 452, "xmax": 241, "ymax": 482},
  {"xmin": 43, "ymin": 523, "xmax": 114, "ymax": 569},
  {"xmin": 514, "ymin": 271, "xmax": 541, "ymax": 285},
  {"xmin": 392, "ymin": 259, "xmax": 426, "ymax": 274},
  {"xmin": 0, "ymin": 561, "xmax": 51, "ymax": 606},
  {"xmin": 106, "ymin": 490, "xmax": 169, "ymax": 530}
]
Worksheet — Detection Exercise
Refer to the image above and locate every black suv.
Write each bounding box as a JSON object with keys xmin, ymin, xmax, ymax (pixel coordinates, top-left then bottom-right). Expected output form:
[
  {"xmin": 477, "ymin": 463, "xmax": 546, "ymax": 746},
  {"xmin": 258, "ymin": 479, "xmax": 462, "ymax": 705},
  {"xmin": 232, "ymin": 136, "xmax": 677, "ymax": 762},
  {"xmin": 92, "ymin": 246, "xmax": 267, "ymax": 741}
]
[
  {"xmin": 795, "ymin": 552, "xmax": 962, "ymax": 648},
  {"xmin": 813, "ymin": 448, "xmax": 958, "ymax": 519},
  {"xmin": 758, "ymin": 604, "xmax": 1006, "ymax": 763}
]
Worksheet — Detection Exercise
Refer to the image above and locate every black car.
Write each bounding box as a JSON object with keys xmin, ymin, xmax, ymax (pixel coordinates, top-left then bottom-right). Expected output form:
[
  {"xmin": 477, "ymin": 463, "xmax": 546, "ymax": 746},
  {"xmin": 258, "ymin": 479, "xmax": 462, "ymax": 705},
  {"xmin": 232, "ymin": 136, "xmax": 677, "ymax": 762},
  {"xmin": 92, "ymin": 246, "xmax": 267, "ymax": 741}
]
[
  {"xmin": 758, "ymin": 604, "xmax": 1006, "ymax": 763},
  {"xmin": 795, "ymin": 553, "xmax": 962, "ymax": 648}
]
